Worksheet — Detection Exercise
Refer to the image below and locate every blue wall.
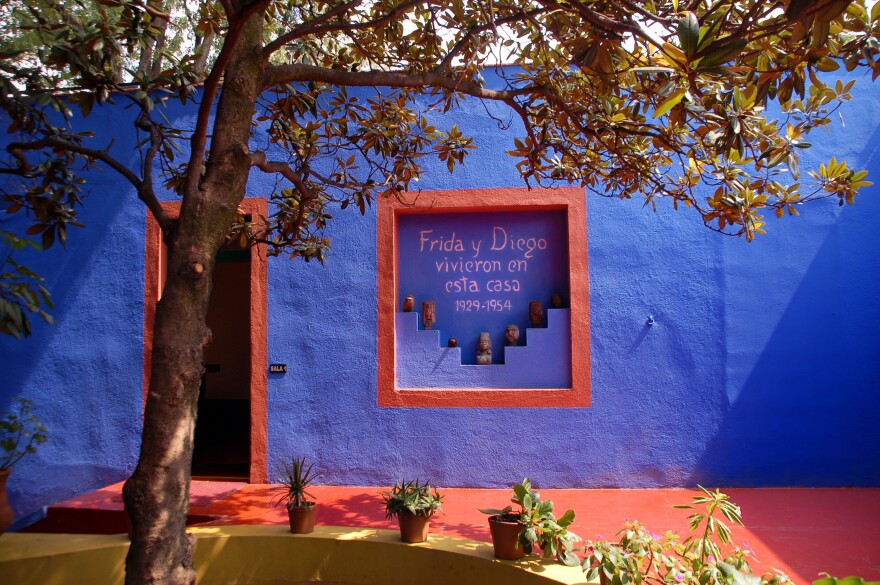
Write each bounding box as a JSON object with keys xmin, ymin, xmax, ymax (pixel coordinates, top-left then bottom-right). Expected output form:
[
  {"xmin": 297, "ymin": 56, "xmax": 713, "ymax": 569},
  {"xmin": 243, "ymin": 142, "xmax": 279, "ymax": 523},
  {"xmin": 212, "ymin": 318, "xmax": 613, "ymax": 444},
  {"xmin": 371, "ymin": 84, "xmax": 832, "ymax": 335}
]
[
  {"xmin": 1, "ymin": 70, "xmax": 878, "ymax": 521},
  {"xmin": 0, "ymin": 102, "xmax": 146, "ymax": 518}
]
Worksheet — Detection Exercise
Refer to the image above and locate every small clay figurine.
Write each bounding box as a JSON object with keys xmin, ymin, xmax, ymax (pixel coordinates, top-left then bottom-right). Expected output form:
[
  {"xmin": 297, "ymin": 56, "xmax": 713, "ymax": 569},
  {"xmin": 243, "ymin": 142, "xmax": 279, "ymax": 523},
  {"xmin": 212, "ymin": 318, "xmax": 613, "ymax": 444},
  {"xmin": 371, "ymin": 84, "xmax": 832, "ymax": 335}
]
[
  {"xmin": 529, "ymin": 300, "xmax": 544, "ymax": 327},
  {"xmin": 504, "ymin": 324, "xmax": 520, "ymax": 346},
  {"xmin": 402, "ymin": 295, "xmax": 415, "ymax": 312},
  {"xmin": 447, "ymin": 338, "xmax": 458, "ymax": 348},
  {"xmin": 550, "ymin": 292, "xmax": 564, "ymax": 309},
  {"xmin": 476, "ymin": 332, "xmax": 492, "ymax": 365},
  {"xmin": 422, "ymin": 300, "xmax": 435, "ymax": 330}
]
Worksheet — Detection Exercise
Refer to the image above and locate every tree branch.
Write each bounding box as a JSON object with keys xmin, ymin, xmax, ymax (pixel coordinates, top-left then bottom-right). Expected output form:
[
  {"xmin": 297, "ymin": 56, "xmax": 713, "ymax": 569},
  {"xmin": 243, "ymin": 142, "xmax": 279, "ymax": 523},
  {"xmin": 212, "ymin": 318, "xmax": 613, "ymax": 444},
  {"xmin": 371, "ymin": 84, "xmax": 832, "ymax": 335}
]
[
  {"xmin": 549, "ymin": 0, "xmax": 643, "ymax": 39},
  {"xmin": 133, "ymin": 113, "xmax": 175, "ymax": 232},
  {"xmin": 8, "ymin": 137, "xmax": 139, "ymax": 187},
  {"xmin": 249, "ymin": 150, "xmax": 315, "ymax": 240},
  {"xmin": 6, "ymin": 136, "xmax": 173, "ymax": 233},
  {"xmin": 262, "ymin": 63, "xmax": 531, "ymax": 101},
  {"xmin": 436, "ymin": 6, "xmax": 551, "ymax": 72},
  {"xmin": 264, "ymin": 0, "xmax": 367, "ymax": 56},
  {"xmin": 184, "ymin": 3, "xmax": 264, "ymax": 201},
  {"xmin": 219, "ymin": 0, "xmax": 235, "ymax": 22},
  {"xmin": 249, "ymin": 150, "xmax": 315, "ymax": 202},
  {"xmin": 614, "ymin": 0, "xmax": 677, "ymax": 27}
]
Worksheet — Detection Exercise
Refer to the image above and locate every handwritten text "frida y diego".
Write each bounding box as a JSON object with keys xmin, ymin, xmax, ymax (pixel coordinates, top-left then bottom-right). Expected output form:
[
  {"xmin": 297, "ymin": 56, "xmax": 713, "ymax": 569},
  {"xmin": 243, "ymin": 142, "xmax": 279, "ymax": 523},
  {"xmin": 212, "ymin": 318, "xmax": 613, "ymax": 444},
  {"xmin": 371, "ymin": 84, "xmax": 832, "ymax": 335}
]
[{"xmin": 418, "ymin": 227, "xmax": 548, "ymax": 259}]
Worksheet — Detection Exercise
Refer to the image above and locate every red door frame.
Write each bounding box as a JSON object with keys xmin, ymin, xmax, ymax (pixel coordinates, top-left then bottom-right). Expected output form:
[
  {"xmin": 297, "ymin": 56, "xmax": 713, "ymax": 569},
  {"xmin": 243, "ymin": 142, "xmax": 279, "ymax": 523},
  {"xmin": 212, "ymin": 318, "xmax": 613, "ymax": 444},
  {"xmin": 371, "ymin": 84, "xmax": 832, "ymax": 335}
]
[{"xmin": 144, "ymin": 198, "xmax": 268, "ymax": 483}]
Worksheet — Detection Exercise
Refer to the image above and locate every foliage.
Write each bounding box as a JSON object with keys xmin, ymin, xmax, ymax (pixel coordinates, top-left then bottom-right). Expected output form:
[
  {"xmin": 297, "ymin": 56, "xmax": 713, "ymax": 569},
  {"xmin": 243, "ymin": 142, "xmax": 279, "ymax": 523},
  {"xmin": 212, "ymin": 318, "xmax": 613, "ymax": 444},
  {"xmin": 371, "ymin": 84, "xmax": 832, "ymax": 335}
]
[
  {"xmin": 0, "ymin": 230, "xmax": 54, "ymax": 338},
  {"xmin": 480, "ymin": 477, "xmax": 580, "ymax": 566},
  {"xmin": 271, "ymin": 456, "xmax": 320, "ymax": 509},
  {"xmin": 2, "ymin": 1, "xmax": 878, "ymax": 259},
  {"xmin": 0, "ymin": 0, "xmax": 217, "ymax": 83},
  {"xmin": 582, "ymin": 486, "xmax": 792, "ymax": 585},
  {"xmin": 0, "ymin": 397, "xmax": 47, "ymax": 471},
  {"xmin": 814, "ymin": 575, "xmax": 880, "ymax": 585},
  {"xmin": 382, "ymin": 479, "xmax": 443, "ymax": 519}
]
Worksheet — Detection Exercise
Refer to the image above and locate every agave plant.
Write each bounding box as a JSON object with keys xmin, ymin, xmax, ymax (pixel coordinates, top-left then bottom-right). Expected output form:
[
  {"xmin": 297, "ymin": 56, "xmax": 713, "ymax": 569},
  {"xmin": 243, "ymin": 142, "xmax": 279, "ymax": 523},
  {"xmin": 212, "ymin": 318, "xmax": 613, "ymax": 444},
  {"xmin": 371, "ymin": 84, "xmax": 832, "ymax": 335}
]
[
  {"xmin": 382, "ymin": 479, "xmax": 443, "ymax": 518},
  {"xmin": 272, "ymin": 456, "xmax": 320, "ymax": 509}
]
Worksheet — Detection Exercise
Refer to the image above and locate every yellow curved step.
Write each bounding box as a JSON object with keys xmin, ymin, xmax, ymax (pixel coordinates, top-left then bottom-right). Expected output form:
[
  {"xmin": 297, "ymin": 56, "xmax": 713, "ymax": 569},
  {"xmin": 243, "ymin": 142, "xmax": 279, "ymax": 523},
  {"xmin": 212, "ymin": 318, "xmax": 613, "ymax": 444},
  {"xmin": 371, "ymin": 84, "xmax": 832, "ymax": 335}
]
[{"xmin": 0, "ymin": 525, "xmax": 589, "ymax": 585}]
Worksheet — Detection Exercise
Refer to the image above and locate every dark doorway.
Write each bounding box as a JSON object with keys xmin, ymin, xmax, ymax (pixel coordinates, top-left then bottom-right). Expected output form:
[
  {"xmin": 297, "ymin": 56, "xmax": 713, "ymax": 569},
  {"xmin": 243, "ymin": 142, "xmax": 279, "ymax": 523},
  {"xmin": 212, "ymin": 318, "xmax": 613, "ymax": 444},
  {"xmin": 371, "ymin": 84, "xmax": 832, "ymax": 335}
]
[
  {"xmin": 191, "ymin": 237, "xmax": 251, "ymax": 479},
  {"xmin": 146, "ymin": 198, "xmax": 269, "ymax": 482}
]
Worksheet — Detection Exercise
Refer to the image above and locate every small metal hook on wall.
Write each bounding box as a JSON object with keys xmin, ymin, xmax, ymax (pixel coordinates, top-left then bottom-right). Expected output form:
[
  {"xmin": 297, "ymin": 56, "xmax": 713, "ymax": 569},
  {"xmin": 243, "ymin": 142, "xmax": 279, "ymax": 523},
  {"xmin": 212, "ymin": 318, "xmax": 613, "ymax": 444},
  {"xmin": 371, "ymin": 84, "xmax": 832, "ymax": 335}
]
[{"xmin": 646, "ymin": 315, "xmax": 655, "ymax": 326}]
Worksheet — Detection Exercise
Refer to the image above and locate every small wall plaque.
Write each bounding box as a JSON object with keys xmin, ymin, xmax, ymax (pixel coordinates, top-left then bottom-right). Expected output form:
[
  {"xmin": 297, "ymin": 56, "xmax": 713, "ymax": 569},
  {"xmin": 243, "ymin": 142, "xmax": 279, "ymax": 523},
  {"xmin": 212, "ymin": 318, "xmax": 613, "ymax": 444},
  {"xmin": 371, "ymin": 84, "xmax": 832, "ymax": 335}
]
[{"xmin": 269, "ymin": 364, "xmax": 287, "ymax": 374}]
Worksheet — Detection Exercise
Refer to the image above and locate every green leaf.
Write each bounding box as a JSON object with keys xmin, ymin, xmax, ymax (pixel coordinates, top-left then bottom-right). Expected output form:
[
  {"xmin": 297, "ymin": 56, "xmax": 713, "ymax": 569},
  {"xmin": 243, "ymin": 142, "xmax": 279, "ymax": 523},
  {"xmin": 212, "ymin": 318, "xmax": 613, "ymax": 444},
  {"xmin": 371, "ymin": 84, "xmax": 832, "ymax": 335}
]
[
  {"xmin": 697, "ymin": 16, "xmax": 725, "ymax": 52},
  {"xmin": 662, "ymin": 42, "xmax": 688, "ymax": 67},
  {"xmin": 557, "ymin": 508, "xmax": 575, "ymax": 527},
  {"xmin": 698, "ymin": 38, "xmax": 748, "ymax": 69},
  {"xmin": 514, "ymin": 482, "xmax": 529, "ymax": 504},
  {"xmin": 41, "ymin": 228, "xmax": 55, "ymax": 250},
  {"xmin": 653, "ymin": 88, "xmax": 686, "ymax": 118},
  {"xmin": 787, "ymin": 154, "xmax": 800, "ymax": 180},
  {"xmin": 479, "ymin": 507, "xmax": 511, "ymax": 516},
  {"xmin": 718, "ymin": 562, "xmax": 761, "ymax": 585},
  {"xmin": 837, "ymin": 578, "xmax": 878, "ymax": 585},
  {"xmin": 816, "ymin": 58, "xmax": 840, "ymax": 72},
  {"xmin": 560, "ymin": 550, "xmax": 580, "ymax": 566},
  {"xmin": 678, "ymin": 12, "xmax": 700, "ymax": 58}
]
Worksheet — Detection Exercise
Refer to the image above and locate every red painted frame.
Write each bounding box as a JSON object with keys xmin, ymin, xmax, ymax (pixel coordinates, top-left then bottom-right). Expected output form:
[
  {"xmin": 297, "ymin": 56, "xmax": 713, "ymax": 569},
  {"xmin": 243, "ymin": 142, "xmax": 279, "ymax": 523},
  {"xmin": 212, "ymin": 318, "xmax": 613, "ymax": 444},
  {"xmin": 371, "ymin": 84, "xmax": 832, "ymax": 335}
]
[
  {"xmin": 377, "ymin": 187, "xmax": 590, "ymax": 408},
  {"xmin": 144, "ymin": 198, "xmax": 268, "ymax": 482}
]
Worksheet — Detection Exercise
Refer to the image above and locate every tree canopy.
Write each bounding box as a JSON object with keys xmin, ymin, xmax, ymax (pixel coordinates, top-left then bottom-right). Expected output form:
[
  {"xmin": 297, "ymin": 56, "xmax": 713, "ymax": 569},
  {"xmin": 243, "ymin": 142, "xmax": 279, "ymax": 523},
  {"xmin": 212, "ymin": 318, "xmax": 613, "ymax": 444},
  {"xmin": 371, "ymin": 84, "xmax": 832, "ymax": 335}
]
[
  {"xmin": 1, "ymin": 0, "xmax": 878, "ymax": 583},
  {"xmin": 1, "ymin": 0, "xmax": 877, "ymax": 338}
]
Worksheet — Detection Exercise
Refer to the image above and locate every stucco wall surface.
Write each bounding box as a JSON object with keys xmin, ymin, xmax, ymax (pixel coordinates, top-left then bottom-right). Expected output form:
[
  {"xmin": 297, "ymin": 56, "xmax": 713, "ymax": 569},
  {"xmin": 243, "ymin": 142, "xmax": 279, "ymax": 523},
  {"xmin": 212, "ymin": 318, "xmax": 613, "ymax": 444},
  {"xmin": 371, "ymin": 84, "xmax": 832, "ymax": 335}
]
[{"xmin": 1, "ymin": 69, "xmax": 878, "ymax": 521}]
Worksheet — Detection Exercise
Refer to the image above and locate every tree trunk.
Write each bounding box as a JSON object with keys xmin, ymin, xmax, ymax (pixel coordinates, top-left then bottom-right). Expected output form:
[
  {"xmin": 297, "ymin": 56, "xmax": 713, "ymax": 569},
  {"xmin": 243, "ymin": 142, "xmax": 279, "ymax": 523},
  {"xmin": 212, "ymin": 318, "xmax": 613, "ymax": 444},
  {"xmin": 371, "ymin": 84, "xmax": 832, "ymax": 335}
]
[
  {"xmin": 122, "ymin": 7, "xmax": 265, "ymax": 585},
  {"xmin": 193, "ymin": 30, "xmax": 216, "ymax": 77},
  {"xmin": 137, "ymin": 0, "xmax": 169, "ymax": 80}
]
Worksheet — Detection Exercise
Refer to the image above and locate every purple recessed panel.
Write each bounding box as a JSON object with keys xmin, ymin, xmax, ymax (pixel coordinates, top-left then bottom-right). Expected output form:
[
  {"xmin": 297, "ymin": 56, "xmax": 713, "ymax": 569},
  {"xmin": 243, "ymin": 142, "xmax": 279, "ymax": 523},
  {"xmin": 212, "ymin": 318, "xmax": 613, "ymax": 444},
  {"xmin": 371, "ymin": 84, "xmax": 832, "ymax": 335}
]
[
  {"xmin": 395, "ymin": 309, "xmax": 572, "ymax": 388},
  {"xmin": 396, "ymin": 209, "xmax": 572, "ymax": 387}
]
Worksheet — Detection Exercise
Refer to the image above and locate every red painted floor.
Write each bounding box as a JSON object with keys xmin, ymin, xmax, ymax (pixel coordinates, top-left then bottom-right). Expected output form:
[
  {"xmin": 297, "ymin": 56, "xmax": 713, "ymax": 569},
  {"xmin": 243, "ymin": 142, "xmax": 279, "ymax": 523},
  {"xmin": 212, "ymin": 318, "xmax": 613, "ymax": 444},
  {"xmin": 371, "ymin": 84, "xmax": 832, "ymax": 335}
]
[{"xmin": 26, "ymin": 483, "xmax": 880, "ymax": 584}]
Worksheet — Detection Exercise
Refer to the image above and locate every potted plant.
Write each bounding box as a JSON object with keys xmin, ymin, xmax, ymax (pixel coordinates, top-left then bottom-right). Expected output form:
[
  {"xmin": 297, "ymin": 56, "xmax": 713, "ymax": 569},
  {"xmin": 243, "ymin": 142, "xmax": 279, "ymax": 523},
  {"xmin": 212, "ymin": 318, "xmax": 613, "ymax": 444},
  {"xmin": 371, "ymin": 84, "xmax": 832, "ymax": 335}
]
[
  {"xmin": 272, "ymin": 456, "xmax": 320, "ymax": 534},
  {"xmin": 382, "ymin": 479, "xmax": 443, "ymax": 543},
  {"xmin": 480, "ymin": 477, "xmax": 580, "ymax": 565},
  {"xmin": 581, "ymin": 486, "xmax": 793, "ymax": 585},
  {"xmin": 0, "ymin": 397, "xmax": 47, "ymax": 536}
]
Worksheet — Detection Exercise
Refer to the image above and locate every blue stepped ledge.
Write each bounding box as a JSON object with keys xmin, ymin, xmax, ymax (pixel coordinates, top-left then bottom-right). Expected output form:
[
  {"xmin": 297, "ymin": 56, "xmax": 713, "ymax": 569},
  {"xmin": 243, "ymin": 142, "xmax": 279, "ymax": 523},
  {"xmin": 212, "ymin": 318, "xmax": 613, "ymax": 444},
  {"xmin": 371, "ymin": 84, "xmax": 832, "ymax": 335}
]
[{"xmin": 395, "ymin": 309, "xmax": 572, "ymax": 389}]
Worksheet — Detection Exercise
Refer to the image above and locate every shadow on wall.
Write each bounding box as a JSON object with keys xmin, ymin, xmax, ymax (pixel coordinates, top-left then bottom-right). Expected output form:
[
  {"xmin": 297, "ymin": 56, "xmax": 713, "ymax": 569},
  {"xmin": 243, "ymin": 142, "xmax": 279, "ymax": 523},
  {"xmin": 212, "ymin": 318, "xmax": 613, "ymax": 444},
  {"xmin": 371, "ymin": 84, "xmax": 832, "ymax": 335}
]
[
  {"xmin": 691, "ymin": 128, "xmax": 880, "ymax": 488},
  {"xmin": 0, "ymin": 103, "xmax": 152, "ymax": 520},
  {"xmin": 685, "ymin": 117, "xmax": 880, "ymax": 579},
  {"xmin": 0, "ymin": 197, "xmax": 145, "ymax": 518}
]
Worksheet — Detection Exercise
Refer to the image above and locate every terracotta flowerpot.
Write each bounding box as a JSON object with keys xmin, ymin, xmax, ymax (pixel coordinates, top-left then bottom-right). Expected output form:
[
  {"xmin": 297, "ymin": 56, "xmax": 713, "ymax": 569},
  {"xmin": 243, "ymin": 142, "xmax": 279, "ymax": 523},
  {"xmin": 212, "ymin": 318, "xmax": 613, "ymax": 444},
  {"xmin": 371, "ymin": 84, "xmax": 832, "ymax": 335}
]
[
  {"xmin": 488, "ymin": 514, "xmax": 525, "ymax": 560},
  {"xmin": 287, "ymin": 503, "xmax": 316, "ymax": 534},
  {"xmin": 397, "ymin": 509, "xmax": 431, "ymax": 543},
  {"xmin": 0, "ymin": 469, "xmax": 13, "ymax": 536}
]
